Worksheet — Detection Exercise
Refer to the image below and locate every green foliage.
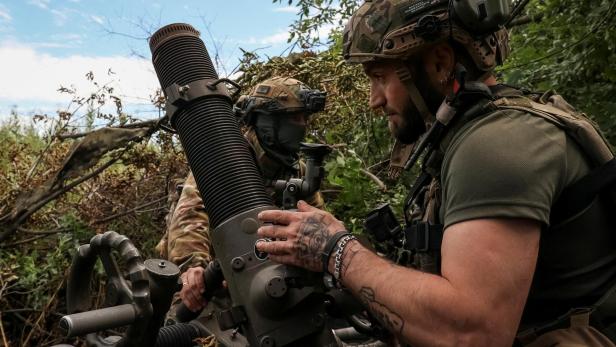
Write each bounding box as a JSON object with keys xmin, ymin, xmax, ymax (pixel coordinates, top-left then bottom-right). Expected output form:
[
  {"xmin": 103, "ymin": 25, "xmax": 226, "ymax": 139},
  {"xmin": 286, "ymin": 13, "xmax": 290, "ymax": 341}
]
[
  {"xmin": 272, "ymin": 0, "xmax": 361, "ymax": 48},
  {"xmin": 501, "ymin": 0, "xmax": 616, "ymax": 142},
  {"xmin": 6, "ymin": 1, "xmax": 615, "ymax": 343},
  {"xmin": 8, "ymin": 235, "xmax": 72, "ymax": 308},
  {"xmin": 236, "ymin": 47, "xmax": 410, "ymax": 236},
  {"xmin": 325, "ymin": 149, "xmax": 380, "ymax": 232},
  {"xmin": 0, "ymin": 233, "xmax": 75, "ymax": 346},
  {"xmin": 325, "ymin": 148, "xmax": 410, "ymax": 232},
  {"xmin": 0, "ymin": 79, "xmax": 185, "ymax": 344},
  {"xmin": 237, "ymin": 47, "xmax": 393, "ymax": 165},
  {"xmin": 59, "ymin": 211, "xmax": 91, "ymax": 242}
]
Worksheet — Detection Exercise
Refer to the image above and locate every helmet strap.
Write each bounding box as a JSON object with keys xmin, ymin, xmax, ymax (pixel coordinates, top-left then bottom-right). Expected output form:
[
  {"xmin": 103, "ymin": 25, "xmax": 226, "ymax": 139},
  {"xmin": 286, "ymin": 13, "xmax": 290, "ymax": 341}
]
[{"xmin": 395, "ymin": 65, "xmax": 434, "ymax": 125}]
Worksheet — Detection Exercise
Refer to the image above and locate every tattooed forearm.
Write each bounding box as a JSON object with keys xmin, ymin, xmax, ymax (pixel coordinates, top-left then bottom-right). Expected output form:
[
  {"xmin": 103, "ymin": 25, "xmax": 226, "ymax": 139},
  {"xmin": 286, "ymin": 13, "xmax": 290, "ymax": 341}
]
[
  {"xmin": 296, "ymin": 214, "xmax": 332, "ymax": 270},
  {"xmin": 340, "ymin": 243, "xmax": 360, "ymax": 282},
  {"xmin": 359, "ymin": 287, "xmax": 405, "ymax": 335}
]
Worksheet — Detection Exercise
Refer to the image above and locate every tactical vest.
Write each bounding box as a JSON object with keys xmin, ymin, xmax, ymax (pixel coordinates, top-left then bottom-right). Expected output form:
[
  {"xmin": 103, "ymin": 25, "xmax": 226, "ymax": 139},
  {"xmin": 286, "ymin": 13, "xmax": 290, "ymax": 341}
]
[
  {"xmin": 404, "ymin": 89, "xmax": 616, "ymax": 268},
  {"xmin": 401, "ymin": 88, "xmax": 616, "ymax": 343}
]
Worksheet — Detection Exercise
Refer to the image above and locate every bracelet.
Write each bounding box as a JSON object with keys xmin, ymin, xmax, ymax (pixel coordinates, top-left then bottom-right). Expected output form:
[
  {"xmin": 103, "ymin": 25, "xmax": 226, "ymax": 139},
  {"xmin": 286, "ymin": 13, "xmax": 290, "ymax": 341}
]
[
  {"xmin": 333, "ymin": 234, "xmax": 357, "ymax": 282},
  {"xmin": 321, "ymin": 231, "xmax": 351, "ymax": 274}
]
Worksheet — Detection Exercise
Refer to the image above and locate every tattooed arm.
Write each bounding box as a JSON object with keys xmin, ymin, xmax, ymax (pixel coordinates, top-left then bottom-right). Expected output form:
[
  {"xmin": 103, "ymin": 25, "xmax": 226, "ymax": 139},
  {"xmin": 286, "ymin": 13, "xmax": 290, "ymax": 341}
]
[{"xmin": 257, "ymin": 201, "xmax": 540, "ymax": 347}]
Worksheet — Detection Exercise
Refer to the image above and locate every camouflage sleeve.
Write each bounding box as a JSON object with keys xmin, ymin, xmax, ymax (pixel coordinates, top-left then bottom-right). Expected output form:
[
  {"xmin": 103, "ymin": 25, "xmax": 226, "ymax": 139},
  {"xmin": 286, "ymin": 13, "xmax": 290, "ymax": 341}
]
[
  {"xmin": 304, "ymin": 191, "xmax": 325, "ymax": 209},
  {"xmin": 165, "ymin": 171, "xmax": 214, "ymax": 269},
  {"xmin": 298, "ymin": 160, "xmax": 325, "ymax": 209}
]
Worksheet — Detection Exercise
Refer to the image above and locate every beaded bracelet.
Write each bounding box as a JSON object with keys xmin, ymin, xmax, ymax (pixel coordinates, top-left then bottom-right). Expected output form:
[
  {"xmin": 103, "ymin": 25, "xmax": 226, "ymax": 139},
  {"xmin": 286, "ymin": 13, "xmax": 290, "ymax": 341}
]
[{"xmin": 333, "ymin": 234, "xmax": 357, "ymax": 282}]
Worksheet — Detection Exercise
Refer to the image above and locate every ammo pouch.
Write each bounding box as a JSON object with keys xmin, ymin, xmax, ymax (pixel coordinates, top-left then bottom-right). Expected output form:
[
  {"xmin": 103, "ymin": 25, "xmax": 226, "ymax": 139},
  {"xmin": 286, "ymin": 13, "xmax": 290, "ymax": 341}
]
[{"xmin": 515, "ymin": 285, "xmax": 616, "ymax": 346}]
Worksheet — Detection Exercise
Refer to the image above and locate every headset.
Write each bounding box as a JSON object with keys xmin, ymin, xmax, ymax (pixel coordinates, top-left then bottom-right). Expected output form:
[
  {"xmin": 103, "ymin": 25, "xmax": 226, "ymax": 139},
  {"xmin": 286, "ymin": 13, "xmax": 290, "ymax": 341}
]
[
  {"xmin": 234, "ymin": 89, "xmax": 327, "ymax": 126},
  {"xmin": 452, "ymin": 0, "xmax": 511, "ymax": 34}
]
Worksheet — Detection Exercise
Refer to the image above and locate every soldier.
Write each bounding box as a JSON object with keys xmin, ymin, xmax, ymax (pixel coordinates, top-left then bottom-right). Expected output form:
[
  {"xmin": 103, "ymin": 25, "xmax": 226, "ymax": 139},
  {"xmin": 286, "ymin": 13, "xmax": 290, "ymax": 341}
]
[
  {"xmin": 255, "ymin": 1, "xmax": 616, "ymax": 346},
  {"xmin": 156, "ymin": 76, "xmax": 326, "ymax": 313}
]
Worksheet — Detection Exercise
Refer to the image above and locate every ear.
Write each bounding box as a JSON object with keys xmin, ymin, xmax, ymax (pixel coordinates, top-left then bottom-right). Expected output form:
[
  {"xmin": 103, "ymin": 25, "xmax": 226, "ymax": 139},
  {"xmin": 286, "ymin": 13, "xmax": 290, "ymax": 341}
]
[{"xmin": 421, "ymin": 42, "xmax": 455, "ymax": 81}]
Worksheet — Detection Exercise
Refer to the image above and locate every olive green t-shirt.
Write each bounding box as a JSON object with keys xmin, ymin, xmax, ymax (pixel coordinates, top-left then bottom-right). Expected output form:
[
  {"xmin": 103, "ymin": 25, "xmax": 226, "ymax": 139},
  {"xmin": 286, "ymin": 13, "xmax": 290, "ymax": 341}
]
[{"xmin": 439, "ymin": 105, "xmax": 616, "ymax": 325}]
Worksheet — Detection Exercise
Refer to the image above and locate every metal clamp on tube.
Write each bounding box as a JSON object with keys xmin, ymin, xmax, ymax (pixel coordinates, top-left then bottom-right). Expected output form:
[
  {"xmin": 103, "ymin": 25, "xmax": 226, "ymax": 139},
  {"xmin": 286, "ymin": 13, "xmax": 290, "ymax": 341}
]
[
  {"xmin": 164, "ymin": 78, "xmax": 242, "ymax": 121},
  {"xmin": 150, "ymin": 23, "xmax": 337, "ymax": 346}
]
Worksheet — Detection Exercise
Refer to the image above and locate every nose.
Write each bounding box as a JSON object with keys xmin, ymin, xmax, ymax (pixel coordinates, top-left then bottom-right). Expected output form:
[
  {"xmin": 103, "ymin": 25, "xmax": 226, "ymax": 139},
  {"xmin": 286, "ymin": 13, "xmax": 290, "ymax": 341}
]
[{"xmin": 369, "ymin": 83, "xmax": 385, "ymax": 111}]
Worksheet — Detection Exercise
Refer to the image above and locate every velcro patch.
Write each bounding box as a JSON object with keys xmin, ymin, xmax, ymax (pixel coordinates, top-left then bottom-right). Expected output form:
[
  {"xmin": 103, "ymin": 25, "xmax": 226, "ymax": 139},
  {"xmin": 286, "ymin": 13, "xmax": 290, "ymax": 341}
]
[{"xmin": 256, "ymin": 85, "xmax": 271, "ymax": 95}]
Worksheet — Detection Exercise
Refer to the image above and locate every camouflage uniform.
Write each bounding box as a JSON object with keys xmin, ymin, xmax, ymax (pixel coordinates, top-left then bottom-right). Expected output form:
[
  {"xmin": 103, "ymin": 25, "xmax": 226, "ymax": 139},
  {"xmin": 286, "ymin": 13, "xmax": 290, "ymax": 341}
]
[
  {"xmin": 156, "ymin": 171, "xmax": 213, "ymax": 270},
  {"xmin": 157, "ymin": 76, "xmax": 326, "ymax": 271},
  {"xmin": 156, "ymin": 131, "xmax": 325, "ymax": 270}
]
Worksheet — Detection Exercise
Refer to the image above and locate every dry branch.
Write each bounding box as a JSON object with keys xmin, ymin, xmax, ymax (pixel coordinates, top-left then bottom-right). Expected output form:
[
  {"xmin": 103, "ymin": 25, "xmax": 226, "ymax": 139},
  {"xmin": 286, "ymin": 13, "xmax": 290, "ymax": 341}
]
[
  {"xmin": 18, "ymin": 227, "xmax": 70, "ymax": 235},
  {"xmin": 0, "ymin": 312, "xmax": 8, "ymax": 347},
  {"xmin": 360, "ymin": 168, "xmax": 386, "ymax": 191},
  {"xmin": 90, "ymin": 195, "xmax": 168, "ymax": 225},
  {"xmin": 0, "ymin": 234, "xmax": 55, "ymax": 248},
  {"xmin": 0, "ymin": 151, "xmax": 124, "ymax": 243},
  {"xmin": 56, "ymin": 119, "xmax": 161, "ymax": 140},
  {"xmin": 21, "ymin": 270, "xmax": 66, "ymax": 346}
]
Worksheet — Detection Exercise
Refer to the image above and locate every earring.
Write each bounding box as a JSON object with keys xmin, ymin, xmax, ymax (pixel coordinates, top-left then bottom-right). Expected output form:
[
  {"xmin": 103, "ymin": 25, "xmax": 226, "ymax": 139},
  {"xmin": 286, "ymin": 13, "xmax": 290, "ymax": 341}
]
[{"xmin": 440, "ymin": 72, "xmax": 453, "ymax": 87}]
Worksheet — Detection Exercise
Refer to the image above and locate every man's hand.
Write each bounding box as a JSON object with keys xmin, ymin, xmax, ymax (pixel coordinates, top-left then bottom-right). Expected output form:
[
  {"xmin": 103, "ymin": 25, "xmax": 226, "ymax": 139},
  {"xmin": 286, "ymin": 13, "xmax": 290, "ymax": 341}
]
[
  {"xmin": 180, "ymin": 266, "xmax": 207, "ymax": 312},
  {"xmin": 256, "ymin": 200, "xmax": 346, "ymax": 272}
]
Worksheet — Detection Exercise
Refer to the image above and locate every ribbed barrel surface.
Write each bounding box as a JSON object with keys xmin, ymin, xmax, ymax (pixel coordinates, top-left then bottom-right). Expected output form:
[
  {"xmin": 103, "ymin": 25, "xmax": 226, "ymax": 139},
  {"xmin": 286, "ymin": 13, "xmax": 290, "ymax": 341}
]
[{"xmin": 150, "ymin": 23, "xmax": 271, "ymax": 228}]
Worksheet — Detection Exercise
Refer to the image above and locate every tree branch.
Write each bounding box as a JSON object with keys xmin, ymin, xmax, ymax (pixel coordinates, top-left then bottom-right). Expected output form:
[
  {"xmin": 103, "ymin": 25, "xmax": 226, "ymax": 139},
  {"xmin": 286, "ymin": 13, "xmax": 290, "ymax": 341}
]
[
  {"xmin": 90, "ymin": 194, "xmax": 169, "ymax": 225},
  {"xmin": 22, "ymin": 270, "xmax": 66, "ymax": 346},
  {"xmin": 2, "ymin": 308, "xmax": 64, "ymax": 318},
  {"xmin": 0, "ymin": 234, "xmax": 54, "ymax": 248},
  {"xmin": 17, "ymin": 227, "xmax": 70, "ymax": 235},
  {"xmin": 361, "ymin": 168, "xmax": 386, "ymax": 191},
  {"xmin": 0, "ymin": 151, "xmax": 126, "ymax": 243},
  {"xmin": 0, "ymin": 312, "xmax": 8, "ymax": 347},
  {"xmin": 507, "ymin": 14, "xmax": 542, "ymax": 28},
  {"xmin": 56, "ymin": 119, "xmax": 161, "ymax": 140}
]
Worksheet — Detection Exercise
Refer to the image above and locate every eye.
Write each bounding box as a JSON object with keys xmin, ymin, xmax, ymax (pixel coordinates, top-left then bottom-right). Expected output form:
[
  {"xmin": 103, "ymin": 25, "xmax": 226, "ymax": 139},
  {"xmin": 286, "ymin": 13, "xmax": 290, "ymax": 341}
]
[{"xmin": 370, "ymin": 70, "xmax": 385, "ymax": 82}]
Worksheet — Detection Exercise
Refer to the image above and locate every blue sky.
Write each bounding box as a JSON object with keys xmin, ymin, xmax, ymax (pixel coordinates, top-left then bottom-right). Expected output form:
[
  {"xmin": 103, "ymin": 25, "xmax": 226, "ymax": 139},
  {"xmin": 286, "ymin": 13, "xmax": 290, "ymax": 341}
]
[{"xmin": 0, "ymin": 0, "xmax": 322, "ymax": 121}]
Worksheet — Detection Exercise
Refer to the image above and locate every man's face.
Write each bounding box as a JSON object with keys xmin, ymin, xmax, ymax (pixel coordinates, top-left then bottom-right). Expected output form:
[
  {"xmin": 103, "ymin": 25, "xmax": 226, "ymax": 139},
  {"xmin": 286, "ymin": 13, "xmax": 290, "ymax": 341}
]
[{"xmin": 363, "ymin": 59, "xmax": 444, "ymax": 144}]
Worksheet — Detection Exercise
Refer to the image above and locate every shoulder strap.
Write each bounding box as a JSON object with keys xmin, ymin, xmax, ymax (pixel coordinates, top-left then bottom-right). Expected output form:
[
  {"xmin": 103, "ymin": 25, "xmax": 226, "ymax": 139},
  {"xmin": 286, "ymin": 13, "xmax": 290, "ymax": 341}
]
[
  {"xmin": 404, "ymin": 221, "xmax": 444, "ymax": 252},
  {"xmin": 493, "ymin": 93, "xmax": 616, "ymax": 226},
  {"xmin": 493, "ymin": 95, "xmax": 614, "ymax": 166},
  {"xmin": 551, "ymin": 158, "xmax": 616, "ymax": 226}
]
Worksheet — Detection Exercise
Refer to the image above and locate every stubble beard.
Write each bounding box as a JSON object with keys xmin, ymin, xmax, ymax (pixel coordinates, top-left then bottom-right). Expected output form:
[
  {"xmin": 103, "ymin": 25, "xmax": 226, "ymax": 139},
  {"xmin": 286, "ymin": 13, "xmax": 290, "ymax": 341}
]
[{"xmin": 393, "ymin": 68, "xmax": 446, "ymax": 144}]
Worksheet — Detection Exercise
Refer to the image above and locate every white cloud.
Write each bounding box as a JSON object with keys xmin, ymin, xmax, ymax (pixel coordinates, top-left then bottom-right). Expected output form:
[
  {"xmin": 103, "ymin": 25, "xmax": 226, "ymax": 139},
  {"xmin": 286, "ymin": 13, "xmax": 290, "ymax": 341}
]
[
  {"xmin": 51, "ymin": 33, "xmax": 84, "ymax": 42},
  {"xmin": 51, "ymin": 8, "xmax": 71, "ymax": 26},
  {"xmin": 317, "ymin": 23, "xmax": 336, "ymax": 39},
  {"xmin": 90, "ymin": 15, "xmax": 104, "ymax": 25},
  {"xmin": 26, "ymin": 1, "xmax": 77, "ymax": 27},
  {"xmin": 31, "ymin": 41, "xmax": 73, "ymax": 48},
  {"xmin": 260, "ymin": 31, "xmax": 290, "ymax": 45},
  {"xmin": 0, "ymin": 5, "xmax": 11, "ymax": 22},
  {"xmin": 273, "ymin": 6, "xmax": 297, "ymax": 13},
  {"xmin": 0, "ymin": 41, "xmax": 160, "ymax": 109},
  {"xmin": 239, "ymin": 30, "xmax": 290, "ymax": 45},
  {"xmin": 28, "ymin": 0, "xmax": 50, "ymax": 10},
  {"xmin": 23, "ymin": 33, "xmax": 85, "ymax": 50}
]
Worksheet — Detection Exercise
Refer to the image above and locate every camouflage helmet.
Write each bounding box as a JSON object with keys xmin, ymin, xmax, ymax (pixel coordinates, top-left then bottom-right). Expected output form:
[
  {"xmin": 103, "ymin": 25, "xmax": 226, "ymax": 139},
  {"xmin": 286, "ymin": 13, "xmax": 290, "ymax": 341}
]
[
  {"xmin": 235, "ymin": 77, "xmax": 326, "ymax": 125},
  {"xmin": 342, "ymin": 0, "xmax": 510, "ymax": 72}
]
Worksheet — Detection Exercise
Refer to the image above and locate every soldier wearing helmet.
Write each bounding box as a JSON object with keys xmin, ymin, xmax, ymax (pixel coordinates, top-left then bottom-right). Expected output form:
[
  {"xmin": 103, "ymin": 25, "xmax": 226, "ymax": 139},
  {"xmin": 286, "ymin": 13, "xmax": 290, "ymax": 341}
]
[
  {"xmin": 156, "ymin": 76, "xmax": 326, "ymax": 316},
  {"xmin": 256, "ymin": 1, "xmax": 616, "ymax": 346}
]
